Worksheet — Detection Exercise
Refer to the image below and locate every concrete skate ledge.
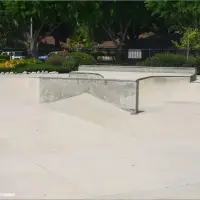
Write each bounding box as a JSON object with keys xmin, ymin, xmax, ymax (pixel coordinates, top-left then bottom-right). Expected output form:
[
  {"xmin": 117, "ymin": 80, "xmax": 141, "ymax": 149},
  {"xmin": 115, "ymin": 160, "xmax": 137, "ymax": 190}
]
[
  {"xmin": 136, "ymin": 74, "xmax": 196, "ymax": 83},
  {"xmin": 39, "ymin": 77, "xmax": 137, "ymax": 114},
  {"xmin": 0, "ymin": 72, "xmax": 196, "ymax": 114},
  {"xmin": 69, "ymin": 71, "xmax": 104, "ymax": 79},
  {"xmin": 79, "ymin": 65, "xmax": 196, "ymax": 74}
]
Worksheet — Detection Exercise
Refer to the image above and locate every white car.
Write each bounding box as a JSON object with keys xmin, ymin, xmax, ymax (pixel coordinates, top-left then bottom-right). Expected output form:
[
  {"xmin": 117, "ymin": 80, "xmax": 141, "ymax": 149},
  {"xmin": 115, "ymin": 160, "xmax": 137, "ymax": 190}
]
[
  {"xmin": 1, "ymin": 51, "xmax": 26, "ymax": 60},
  {"xmin": 38, "ymin": 51, "xmax": 68, "ymax": 61}
]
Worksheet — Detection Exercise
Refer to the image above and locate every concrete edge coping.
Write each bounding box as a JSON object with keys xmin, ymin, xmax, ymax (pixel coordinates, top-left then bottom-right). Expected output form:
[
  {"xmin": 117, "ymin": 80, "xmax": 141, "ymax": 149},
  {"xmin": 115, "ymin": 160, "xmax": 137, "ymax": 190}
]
[
  {"xmin": 39, "ymin": 76, "xmax": 136, "ymax": 83},
  {"xmin": 0, "ymin": 73, "xmax": 136, "ymax": 82},
  {"xmin": 80, "ymin": 65, "xmax": 195, "ymax": 70},
  {"xmin": 69, "ymin": 71, "xmax": 104, "ymax": 79},
  {"xmin": 40, "ymin": 74, "xmax": 194, "ymax": 82},
  {"xmin": 0, "ymin": 73, "xmax": 194, "ymax": 83},
  {"xmin": 136, "ymin": 75, "xmax": 193, "ymax": 82},
  {"xmin": 79, "ymin": 65, "xmax": 196, "ymax": 73}
]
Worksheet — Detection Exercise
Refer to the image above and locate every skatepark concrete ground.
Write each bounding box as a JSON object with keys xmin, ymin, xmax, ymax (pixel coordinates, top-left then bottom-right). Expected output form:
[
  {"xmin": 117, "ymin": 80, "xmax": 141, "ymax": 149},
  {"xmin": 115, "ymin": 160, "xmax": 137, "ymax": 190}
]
[{"xmin": 0, "ymin": 71, "xmax": 200, "ymax": 199}]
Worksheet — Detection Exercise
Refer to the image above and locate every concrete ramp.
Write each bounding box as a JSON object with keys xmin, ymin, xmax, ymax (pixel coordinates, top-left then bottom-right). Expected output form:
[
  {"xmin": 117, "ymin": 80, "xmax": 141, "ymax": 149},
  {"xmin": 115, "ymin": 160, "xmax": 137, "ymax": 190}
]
[
  {"xmin": 39, "ymin": 77, "xmax": 137, "ymax": 113},
  {"xmin": 44, "ymin": 93, "xmax": 131, "ymax": 127},
  {"xmin": 138, "ymin": 76, "xmax": 193, "ymax": 111},
  {"xmin": 0, "ymin": 77, "xmax": 39, "ymax": 105}
]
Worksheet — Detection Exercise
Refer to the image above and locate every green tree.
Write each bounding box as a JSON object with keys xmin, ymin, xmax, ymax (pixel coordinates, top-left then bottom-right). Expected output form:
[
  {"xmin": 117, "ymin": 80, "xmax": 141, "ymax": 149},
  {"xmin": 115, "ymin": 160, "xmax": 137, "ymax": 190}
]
[
  {"xmin": 75, "ymin": 1, "xmax": 149, "ymax": 45},
  {"xmin": 173, "ymin": 28, "xmax": 200, "ymax": 49},
  {"xmin": 0, "ymin": 1, "xmax": 20, "ymax": 48},
  {"xmin": 69, "ymin": 25, "xmax": 94, "ymax": 51},
  {"xmin": 2, "ymin": 0, "xmax": 77, "ymax": 56},
  {"xmin": 146, "ymin": 0, "xmax": 200, "ymax": 33},
  {"xmin": 172, "ymin": 28, "xmax": 200, "ymax": 59}
]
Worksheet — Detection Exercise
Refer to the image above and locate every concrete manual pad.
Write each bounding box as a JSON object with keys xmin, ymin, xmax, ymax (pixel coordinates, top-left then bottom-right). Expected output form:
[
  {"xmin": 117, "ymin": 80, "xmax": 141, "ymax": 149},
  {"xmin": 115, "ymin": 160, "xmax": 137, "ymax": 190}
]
[
  {"xmin": 0, "ymin": 74, "xmax": 200, "ymax": 199},
  {"xmin": 78, "ymin": 70, "xmax": 192, "ymax": 80}
]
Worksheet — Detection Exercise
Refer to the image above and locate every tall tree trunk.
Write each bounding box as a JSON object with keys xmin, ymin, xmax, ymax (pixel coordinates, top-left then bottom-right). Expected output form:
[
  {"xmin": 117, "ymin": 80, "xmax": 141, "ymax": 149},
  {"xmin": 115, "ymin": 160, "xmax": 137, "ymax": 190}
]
[
  {"xmin": 29, "ymin": 38, "xmax": 39, "ymax": 57},
  {"xmin": 116, "ymin": 20, "xmax": 132, "ymax": 64}
]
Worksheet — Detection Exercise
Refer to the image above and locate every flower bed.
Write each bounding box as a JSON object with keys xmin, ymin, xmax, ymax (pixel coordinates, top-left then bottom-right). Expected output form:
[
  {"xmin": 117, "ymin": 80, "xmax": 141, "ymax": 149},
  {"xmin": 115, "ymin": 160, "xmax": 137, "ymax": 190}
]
[
  {"xmin": 0, "ymin": 52, "xmax": 95, "ymax": 74},
  {"xmin": 0, "ymin": 58, "xmax": 79, "ymax": 74}
]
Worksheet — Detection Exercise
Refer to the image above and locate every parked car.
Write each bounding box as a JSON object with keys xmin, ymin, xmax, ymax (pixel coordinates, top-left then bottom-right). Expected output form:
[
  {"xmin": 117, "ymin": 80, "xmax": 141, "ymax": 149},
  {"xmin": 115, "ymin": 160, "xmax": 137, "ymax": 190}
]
[
  {"xmin": 1, "ymin": 51, "xmax": 26, "ymax": 60},
  {"xmin": 38, "ymin": 51, "xmax": 68, "ymax": 61}
]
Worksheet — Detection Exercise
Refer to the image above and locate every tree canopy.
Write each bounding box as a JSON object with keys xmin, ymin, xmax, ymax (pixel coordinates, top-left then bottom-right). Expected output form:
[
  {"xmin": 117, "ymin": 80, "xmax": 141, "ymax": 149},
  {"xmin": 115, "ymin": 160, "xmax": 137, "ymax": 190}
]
[
  {"xmin": 146, "ymin": 1, "xmax": 200, "ymax": 32},
  {"xmin": 0, "ymin": 0, "xmax": 200, "ymax": 55}
]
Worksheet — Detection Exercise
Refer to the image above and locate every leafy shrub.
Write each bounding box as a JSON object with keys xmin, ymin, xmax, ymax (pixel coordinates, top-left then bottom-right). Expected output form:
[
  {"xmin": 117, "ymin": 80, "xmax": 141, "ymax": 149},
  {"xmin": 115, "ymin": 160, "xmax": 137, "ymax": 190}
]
[
  {"xmin": 0, "ymin": 55, "xmax": 10, "ymax": 60},
  {"xmin": 69, "ymin": 52, "xmax": 96, "ymax": 65},
  {"xmin": 143, "ymin": 53, "xmax": 186, "ymax": 67},
  {"xmin": 62, "ymin": 59, "xmax": 79, "ymax": 71},
  {"xmin": 0, "ymin": 60, "xmax": 26, "ymax": 69},
  {"xmin": 195, "ymin": 57, "xmax": 200, "ymax": 67},
  {"xmin": 46, "ymin": 55, "xmax": 66, "ymax": 66},
  {"xmin": 10, "ymin": 64, "xmax": 74, "ymax": 74},
  {"xmin": 0, "ymin": 58, "xmax": 43, "ymax": 69},
  {"xmin": 23, "ymin": 58, "xmax": 42, "ymax": 64},
  {"xmin": 181, "ymin": 56, "xmax": 196, "ymax": 67},
  {"xmin": 0, "ymin": 59, "xmax": 6, "ymax": 63},
  {"xmin": 139, "ymin": 53, "xmax": 198, "ymax": 67},
  {"xmin": 194, "ymin": 57, "xmax": 200, "ymax": 74}
]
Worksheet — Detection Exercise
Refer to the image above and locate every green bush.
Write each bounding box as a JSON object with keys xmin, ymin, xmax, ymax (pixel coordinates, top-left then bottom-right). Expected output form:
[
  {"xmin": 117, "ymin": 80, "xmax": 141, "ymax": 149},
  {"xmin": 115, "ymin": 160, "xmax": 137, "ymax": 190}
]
[
  {"xmin": 23, "ymin": 58, "xmax": 42, "ymax": 64},
  {"xmin": 46, "ymin": 55, "xmax": 66, "ymax": 66},
  {"xmin": 138, "ymin": 53, "xmax": 198, "ymax": 67},
  {"xmin": 143, "ymin": 53, "xmax": 186, "ymax": 67},
  {"xmin": 0, "ymin": 59, "xmax": 6, "ymax": 63},
  {"xmin": 182, "ymin": 56, "xmax": 196, "ymax": 67},
  {"xmin": 62, "ymin": 59, "xmax": 79, "ymax": 71},
  {"xmin": 69, "ymin": 52, "xmax": 96, "ymax": 65},
  {"xmin": 195, "ymin": 57, "xmax": 200, "ymax": 74},
  {"xmin": 195, "ymin": 57, "xmax": 200, "ymax": 68},
  {"xmin": 0, "ymin": 55, "xmax": 10, "ymax": 60},
  {"xmin": 8, "ymin": 63, "xmax": 73, "ymax": 73},
  {"xmin": 0, "ymin": 68, "xmax": 12, "ymax": 72}
]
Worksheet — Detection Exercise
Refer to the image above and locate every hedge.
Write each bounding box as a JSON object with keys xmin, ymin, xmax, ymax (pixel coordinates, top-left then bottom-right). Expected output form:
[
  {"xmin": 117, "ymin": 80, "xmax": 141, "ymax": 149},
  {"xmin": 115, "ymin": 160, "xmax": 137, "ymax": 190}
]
[
  {"xmin": 0, "ymin": 63, "xmax": 77, "ymax": 73},
  {"xmin": 0, "ymin": 59, "xmax": 6, "ymax": 63},
  {"xmin": 0, "ymin": 56, "xmax": 79, "ymax": 73},
  {"xmin": 47, "ymin": 55, "xmax": 66, "ymax": 66},
  {"xmin": 62, "ymin": 59, "xmax": 79, "ymax": 71},
  {"xmin": 69, "ymin": 52, "xmax": 96, "ymax": 65},
  {"xmin": 0, "ymin": 51, "xmax": 95, "ymax": 73},
  {"xmin": 137, "ymin": 53, "xmax": 197, "ymax": 67},
  {"xmin": 0, "ymin": 55, "xmax": 10, "ymax": 60}
]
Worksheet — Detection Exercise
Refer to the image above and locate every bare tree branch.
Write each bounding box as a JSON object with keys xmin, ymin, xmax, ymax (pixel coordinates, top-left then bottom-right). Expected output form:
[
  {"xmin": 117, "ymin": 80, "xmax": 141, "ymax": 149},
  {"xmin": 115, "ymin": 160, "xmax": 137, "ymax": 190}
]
[
  {"xmin": 101, "ymin": 24, "xmax": 114, "ymax": 41},
  {"xmin": 122, "ymin": 20, "xmax": 132, "ymax": 42},
  {"xmin": 120, "ymin": 22, "xmax": 123, "ymax": 40},
  {"xmin": 33, "ymin": 17, "xmax": 47, "ymax": 41},
  {"xmin": 47, "ymin": 22, "xmax": 63, "ymax": 36}
]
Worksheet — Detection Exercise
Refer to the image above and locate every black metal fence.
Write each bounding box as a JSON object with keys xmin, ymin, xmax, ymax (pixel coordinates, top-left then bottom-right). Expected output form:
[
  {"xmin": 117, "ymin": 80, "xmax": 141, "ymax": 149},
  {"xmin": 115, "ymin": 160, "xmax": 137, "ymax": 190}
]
[
  {"xmin": 2, "ymin": 47, "xmax": 200, "ymax": 65},
  {"xmin": 84, "ymin": 48, "xmax": 200, "ymax": 65}
]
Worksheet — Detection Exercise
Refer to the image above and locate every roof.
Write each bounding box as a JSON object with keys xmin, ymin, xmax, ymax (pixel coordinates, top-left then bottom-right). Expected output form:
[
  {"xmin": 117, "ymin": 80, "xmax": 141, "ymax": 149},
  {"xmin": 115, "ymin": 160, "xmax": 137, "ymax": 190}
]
[{"xmin": 94, "ymin": 41, "xmax": 118, "ymax": 49}]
